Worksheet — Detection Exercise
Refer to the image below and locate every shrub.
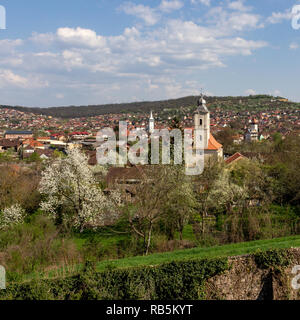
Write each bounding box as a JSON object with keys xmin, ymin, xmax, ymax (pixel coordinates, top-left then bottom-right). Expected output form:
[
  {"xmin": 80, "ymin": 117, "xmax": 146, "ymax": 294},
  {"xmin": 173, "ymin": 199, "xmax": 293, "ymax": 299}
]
[
  {"xmin": 0, "ymin": 215, "xmax": 81, "ymax": 280},
  {"xmin": 253, "ymin": 249, "xmax": 292, "ymax": 269},
  {"xmin": 0, "ymin": 204, "xmax": 25, "ymax": 230},
  {"xmin": 0, "ymin": 257, "xmax": 229, "ymax": 300}
]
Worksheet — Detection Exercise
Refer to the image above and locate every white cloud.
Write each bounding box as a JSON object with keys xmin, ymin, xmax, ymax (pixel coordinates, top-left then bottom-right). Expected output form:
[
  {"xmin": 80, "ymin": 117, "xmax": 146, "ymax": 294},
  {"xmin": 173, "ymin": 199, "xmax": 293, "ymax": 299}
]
[
  {"xmin": 206, "ymin": 7, "xmax": 264, "ymax": 34},
  {"xmin": 56, "ymin": 93, "xmax": 64, "ymax": 99},
  {"xmin": 228, "ymin": 0, "xmax": 251, "ymax": 12},
  {"xmin": 57, "ymin": 27, "xmax": 107, "ymax": 49},
  {"xmin": 0, "ymin": 69, "xmax": 47, "ymax": 89},
  {"xmin": 0, "ymin": 1, "xmax": 269, "ymax": 104},
  {"xmin": 159, "ymin": 0, "xmax": 184, "ymax": 12},
  {"xmin": 0, "ymin": 69, "xmax": 28, "ymax": 87},
  {"xmin": 30, "ymin": 32, "xmax": 55, "ymax": 46},
  {"xmin": 120, "ymin": 1, "xmax": 183, "ymax": 26},
  {"xmin": 267, "ymin": 9, "xmax": 293, "ymax": 24},
  {"xmin": 2, "ymin": 22, "xmax": 267, "ymax": 98},
  {"xmin": 191, "ymin": 0, "xmax": 211, "ymax": 6},
  {"xmin": 0, "ymin": 39, "xmax": 23, "ymax": 54},
  {"xmin": 227, "ymin": 13, "xmax": 263, "ymax": 31},
  {"xmin": 273, "ymin": 90, "xmax": 281, "ymax": 96},
  {"xmin": 290, "ymin": 42, "xmax": 299, "ymax": 50},
  {"xmin": 120, "ymin": 3, "xmax": 159, "ymax": 26},
  {"xmin": 245, "ymin": 89, "xmax": 256, "ymax": 95}
]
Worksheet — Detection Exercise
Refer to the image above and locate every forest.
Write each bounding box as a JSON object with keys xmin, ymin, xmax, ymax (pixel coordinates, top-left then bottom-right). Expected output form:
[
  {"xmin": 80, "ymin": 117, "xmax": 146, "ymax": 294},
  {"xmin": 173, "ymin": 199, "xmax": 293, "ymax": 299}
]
[{"xmin": 1, "ymin": 95, "xmax": 299, "ymax": 119}]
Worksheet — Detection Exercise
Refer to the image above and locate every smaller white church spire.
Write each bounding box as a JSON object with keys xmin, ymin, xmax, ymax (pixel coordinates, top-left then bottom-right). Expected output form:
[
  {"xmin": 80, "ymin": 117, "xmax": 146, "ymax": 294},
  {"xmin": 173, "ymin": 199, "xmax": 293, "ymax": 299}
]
[{"xmin": 149, "ymin": 110, "xmax": 155, "ymax": 134}]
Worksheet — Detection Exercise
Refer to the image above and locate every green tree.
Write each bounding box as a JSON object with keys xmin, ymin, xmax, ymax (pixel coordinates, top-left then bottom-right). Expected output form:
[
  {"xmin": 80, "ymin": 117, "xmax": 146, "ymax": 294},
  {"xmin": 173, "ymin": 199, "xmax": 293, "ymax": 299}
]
[{"xmin": 161, "ymin": 166, "xmax": 198, "ymax": 240}]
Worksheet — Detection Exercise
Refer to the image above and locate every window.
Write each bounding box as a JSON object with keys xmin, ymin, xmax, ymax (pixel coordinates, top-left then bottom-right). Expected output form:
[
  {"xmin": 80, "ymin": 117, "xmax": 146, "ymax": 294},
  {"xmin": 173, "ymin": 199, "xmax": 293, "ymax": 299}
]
[{"xmin": 200, "ymin": 119, "xmax": 203, "ymax": 126}]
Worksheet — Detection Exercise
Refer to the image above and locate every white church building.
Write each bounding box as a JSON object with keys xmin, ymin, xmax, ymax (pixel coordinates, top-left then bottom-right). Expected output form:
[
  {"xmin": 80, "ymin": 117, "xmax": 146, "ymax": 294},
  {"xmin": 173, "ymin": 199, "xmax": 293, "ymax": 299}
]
[
  {"xmin": 244, "ymin": 118, "xmax": 259, "ymax": 142},
  {"xmin": 147, "ymin": 94, "xmax": 223, "ymax": 162},
  {"xmin": 194, "ymin": 94, "xmax": 223, "ymax": 161}
]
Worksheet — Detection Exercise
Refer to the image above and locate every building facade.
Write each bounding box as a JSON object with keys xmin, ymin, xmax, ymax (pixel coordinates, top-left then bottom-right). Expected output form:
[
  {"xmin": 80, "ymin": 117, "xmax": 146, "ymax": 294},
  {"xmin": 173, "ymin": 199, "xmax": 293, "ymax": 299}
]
[
  {"xmin": 149, "ymin": 111, "xmax": 155, "ymax": 134},
  {"xmin": 244, "ymin": 118, "xmax": 259, "ymax": 142},
  {"xmin": 5, "ymin": 130, "xmax": 33, "ymax": 140},
  {"xmin": 194, "ymin": 94, "xmax": 223, "ymax": 161}
]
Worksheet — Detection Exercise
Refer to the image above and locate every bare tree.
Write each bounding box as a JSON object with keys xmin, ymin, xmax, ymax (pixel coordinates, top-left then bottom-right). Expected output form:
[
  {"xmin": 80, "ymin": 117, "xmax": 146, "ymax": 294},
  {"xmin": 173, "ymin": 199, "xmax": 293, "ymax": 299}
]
[
  {"xmin": 161, "ymin": 166, "xmax": 198, "ymax": 241},
  {"xmin": 125, "ymin": 166, "xmax": 176, "ymax": 255},
  {"xmin": 194, "ymin": 160, "xmax": 224, "ymax": 234}
]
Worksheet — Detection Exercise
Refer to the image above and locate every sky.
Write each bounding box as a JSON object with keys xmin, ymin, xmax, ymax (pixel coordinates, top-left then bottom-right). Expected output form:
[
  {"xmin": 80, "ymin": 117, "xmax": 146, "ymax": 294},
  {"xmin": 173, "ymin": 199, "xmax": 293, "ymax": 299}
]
[{"xmin": 0, "ymin": 0, "xmax": 300, "ymax": 107}]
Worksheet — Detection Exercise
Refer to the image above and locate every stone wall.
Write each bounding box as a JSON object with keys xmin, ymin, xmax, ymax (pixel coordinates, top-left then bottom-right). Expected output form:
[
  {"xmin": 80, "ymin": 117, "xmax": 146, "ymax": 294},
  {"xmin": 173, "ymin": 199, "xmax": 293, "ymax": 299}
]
[{"xmin": 205, "ymin": 248, "xmax": 300, "ymax": 300}]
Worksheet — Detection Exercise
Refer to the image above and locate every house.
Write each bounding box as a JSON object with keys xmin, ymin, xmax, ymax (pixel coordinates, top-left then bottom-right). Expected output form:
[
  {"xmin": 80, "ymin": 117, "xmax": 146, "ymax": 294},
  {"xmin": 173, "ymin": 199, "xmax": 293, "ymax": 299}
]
[
  {"xmin": 22, "ymin": 145, "xmax": 35, "ymax": 158},
  {"xmin": 0, "ymin": 139, "xmax": 21, "ymax": 152},
  {"xmin": 105, "ymin": 165, "xmax": 154, "ymax": 200},
  {"xmin": 225, "ymin": 152, "xmax": 247, "ymax": 165},
  {"xmin": 22, "ymin": 139, "xmax": 45, "ymax": 150},
  {"xmin": 70, "ymin": 132, "xmax": 90, "ymax": 140},
  {"xmin": 106, "ymin": 165, "xmax": 150, "ymax": 187},
  {"xmin": 36, "ymin": 149, "xmax": 54, "ymax": 160},
  {"xmin": 5, "ymin": 130, "xmax": 33, "ymax": 139},
  {"xmin": 232, "ymin": 134, "xmax": 244, "ymax": 144}
]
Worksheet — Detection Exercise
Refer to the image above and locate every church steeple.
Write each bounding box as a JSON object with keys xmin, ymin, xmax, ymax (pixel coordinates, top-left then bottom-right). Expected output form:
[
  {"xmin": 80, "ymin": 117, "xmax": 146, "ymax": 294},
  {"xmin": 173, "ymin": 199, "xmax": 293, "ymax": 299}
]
[
  {"xmin": 149, "ymin": 110, "xmax": 155, "ymax": 134},
  {"xmin": 194, "ymin": 92, "xmax": 210, "ymax": 148},
  {"xmin": 196, "ymin": 93, "xmax": 209, "ymax": 114}
]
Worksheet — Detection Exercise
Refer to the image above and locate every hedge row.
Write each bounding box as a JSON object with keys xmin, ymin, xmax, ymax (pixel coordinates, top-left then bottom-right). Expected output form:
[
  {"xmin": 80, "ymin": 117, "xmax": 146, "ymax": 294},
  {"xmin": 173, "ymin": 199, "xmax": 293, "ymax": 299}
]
[{"xmin": 0, "ymin": 257, "xmax": 229, "ymax": 300}]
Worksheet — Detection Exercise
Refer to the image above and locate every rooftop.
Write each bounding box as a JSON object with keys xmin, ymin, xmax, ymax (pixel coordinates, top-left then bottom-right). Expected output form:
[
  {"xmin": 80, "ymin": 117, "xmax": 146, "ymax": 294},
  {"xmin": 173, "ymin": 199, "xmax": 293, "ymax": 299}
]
[{"xmin": 5, "ymin": 130, "xmax": 33, "ymax": 135}]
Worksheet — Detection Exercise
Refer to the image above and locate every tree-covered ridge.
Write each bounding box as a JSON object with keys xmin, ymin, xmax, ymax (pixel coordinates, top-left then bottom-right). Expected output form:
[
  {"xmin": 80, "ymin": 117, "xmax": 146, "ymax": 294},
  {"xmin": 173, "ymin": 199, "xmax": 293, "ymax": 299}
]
[{"xmin": 1, "ymin": 95, "xmax": 299, "ymax": 119}]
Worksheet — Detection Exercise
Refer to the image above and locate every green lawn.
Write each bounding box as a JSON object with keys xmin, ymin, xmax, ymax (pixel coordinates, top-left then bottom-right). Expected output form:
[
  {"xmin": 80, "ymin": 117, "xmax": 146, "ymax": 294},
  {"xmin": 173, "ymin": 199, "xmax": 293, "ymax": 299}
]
[
  {"xmin": 95, "ymin": 235, "xmax": 300, "ymax": 272},
  {"xmin": 21, "ymin": 235, "xmax": 300, "ymax": 282}
]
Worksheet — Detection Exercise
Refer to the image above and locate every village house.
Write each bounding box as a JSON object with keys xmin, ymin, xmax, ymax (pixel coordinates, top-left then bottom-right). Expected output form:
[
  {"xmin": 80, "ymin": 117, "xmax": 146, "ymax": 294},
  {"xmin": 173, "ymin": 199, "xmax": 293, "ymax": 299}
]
[
  {"xmin": 225, "ymin": 152, "xmax": 248, "ymax": 166},
  {"xmin": 0, "ymin": 139, "xmax": 21, "ymax": 152},
  {"xmin": 5, "ymin": 130, "xmax": 33, "ymax": 140}
]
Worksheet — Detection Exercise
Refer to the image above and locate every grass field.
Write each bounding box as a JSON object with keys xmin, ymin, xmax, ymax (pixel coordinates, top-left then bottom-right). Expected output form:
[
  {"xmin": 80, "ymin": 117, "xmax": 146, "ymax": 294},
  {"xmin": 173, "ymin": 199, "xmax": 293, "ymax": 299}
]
[
  {"xmin": 94, "ymin": 235, "xmax": 300, "ymax": 272},
  {"xmin": 21, "ymin": 234, "xmax": 300, "ymax": 282}
]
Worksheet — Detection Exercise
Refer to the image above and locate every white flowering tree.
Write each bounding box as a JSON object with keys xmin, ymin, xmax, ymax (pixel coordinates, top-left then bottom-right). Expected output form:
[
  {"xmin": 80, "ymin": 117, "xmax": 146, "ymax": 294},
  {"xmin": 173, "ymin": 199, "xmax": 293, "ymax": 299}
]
[
  {"xmin": 0, "ymin": 204, "xmax": 25, "ymax": 230},
  {"xmin": 39, "ymin": 148, "xmax": 120, "ymax": 232},
  {"xmin": 207, "ymin": 170, "xmax": 248, "ymax": 214}
]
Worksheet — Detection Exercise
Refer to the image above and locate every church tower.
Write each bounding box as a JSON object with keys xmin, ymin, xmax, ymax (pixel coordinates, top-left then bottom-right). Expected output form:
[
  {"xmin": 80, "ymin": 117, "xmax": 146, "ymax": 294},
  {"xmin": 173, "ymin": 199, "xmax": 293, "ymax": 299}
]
[
  {"xmin": 149, "ymin": 111, "xmax": 155, "ymax": 134},
  {"xmin": 245, "ymin": 118, "xmax": 259, "ymax": 142},
  {"xmin": 194, "ymin": 93, "xmax": 210, "ymax": 148},
  {"xmin": 192, "ymin": 92, "xmax": 223, "ymax": 162}
]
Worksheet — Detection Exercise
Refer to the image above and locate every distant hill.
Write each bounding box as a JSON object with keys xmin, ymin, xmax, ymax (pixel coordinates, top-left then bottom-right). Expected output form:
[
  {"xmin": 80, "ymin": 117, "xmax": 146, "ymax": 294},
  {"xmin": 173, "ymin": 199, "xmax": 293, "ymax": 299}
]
[{"xmin": 0, "ymin": 95, "xmax": 298, "ymax": 119}]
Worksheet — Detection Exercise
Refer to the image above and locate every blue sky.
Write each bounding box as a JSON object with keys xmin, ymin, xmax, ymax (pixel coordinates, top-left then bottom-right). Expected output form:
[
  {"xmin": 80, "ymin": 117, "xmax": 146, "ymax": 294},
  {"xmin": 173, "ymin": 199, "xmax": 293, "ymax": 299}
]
[{"xmin": 0, "ymin": 0, "xmax": 300, "ymax": 107}]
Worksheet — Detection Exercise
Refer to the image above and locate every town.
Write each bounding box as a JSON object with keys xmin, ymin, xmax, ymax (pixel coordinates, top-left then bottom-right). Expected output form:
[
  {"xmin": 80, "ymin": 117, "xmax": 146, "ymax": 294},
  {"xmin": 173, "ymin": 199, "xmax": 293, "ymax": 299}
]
[
  {"xmin": 0, "ymin": 95, "xmax": 299, "ymax": 165},
  {"xmin": 1, "ymin": 0, "xmax": 300, "ymax": 303},
  {"xmin": 1, "ymin": 93, "xmax": 300, "ymax": 301}
]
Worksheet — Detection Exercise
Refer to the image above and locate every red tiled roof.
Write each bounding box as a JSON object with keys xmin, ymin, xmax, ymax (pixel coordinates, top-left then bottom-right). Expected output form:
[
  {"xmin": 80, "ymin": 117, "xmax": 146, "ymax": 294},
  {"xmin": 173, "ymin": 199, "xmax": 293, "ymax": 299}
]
[
  {"xmin": 225, "ymin": 152, "xmax": 246, "ymax": 165},
  {"xmin": 23, "ymin": 139, "xmax": 44, "ymax": 148},
  {"xmin": 206, "ymin": 134, "xmax": 223, "ymax": 151},
  {"xmin": 70, "ymin": 132, "xmax": 89, "ymax": 135}
]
